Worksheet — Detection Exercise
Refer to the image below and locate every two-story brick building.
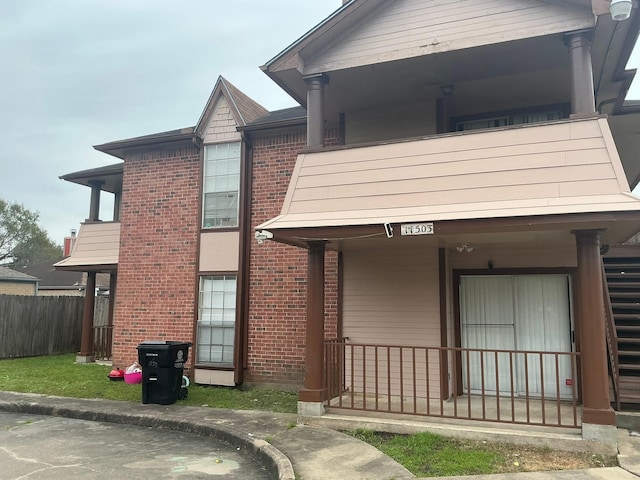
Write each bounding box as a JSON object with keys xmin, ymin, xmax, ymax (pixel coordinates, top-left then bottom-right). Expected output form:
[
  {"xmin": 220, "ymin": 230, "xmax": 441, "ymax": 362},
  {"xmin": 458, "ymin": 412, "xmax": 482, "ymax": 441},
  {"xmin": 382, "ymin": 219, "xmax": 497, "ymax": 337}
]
[{"xmin": 58, "ymin": 0, "xmax": 640, "ymax": 442}]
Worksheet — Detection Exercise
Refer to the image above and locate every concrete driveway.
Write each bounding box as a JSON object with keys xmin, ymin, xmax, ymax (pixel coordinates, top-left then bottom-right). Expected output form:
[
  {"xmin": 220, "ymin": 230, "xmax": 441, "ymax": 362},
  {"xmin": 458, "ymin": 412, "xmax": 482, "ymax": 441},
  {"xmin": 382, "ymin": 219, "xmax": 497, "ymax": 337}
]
[{"xmin": 0, "ymin": 411, "xmax": 272, "ymax": 479}]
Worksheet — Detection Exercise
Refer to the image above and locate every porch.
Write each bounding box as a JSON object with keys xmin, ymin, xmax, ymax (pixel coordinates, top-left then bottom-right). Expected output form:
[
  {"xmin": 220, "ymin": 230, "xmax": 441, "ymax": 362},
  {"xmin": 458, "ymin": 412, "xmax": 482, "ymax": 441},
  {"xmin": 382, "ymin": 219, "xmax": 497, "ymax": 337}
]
[{"xmin": 325, "ymin": 341, "xmax": 580, "ymax": 428}]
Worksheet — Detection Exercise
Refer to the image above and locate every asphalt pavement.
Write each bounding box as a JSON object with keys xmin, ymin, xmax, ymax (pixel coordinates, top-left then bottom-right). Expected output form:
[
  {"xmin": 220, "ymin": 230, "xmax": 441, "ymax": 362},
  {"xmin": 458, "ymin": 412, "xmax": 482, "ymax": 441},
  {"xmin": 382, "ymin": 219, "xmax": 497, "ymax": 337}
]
[
  {"xmin": 0, "ymin": 390, "xmax": 639, "ymax": 480},
  {"xmin": 0, "ymin": 411, "xmax": 272, "ymax": 479}
]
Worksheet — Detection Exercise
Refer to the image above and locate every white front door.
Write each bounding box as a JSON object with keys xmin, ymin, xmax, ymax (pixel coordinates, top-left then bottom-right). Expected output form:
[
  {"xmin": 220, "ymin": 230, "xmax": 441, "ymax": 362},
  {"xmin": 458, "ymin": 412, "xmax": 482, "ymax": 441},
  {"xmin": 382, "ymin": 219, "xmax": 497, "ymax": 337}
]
[{"xmin": 460, "ymin": 275, "xmax": 573, "ymax": 398}]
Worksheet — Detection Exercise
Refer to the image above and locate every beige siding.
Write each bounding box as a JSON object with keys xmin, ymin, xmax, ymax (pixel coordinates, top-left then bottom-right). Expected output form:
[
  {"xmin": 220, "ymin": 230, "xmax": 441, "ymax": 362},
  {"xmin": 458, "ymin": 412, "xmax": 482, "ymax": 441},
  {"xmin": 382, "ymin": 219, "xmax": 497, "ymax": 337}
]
[
  {"xmin": 346, "ymin": 102, "xmax": 437, "ymax": 144},
  {"xmin": 260, "ymin": 117, "xmax": 640, "ymax": 231},
  {"xmin": 305, "ymin": 0, "xmax": 594, "ymax": 75},
  {"xmin": 0, "ymin": 283, "xmax": 36, "ymax": 296},
  {"xmin": 199, "ymin": 231, "xmax": 239, "ymax": 272},
  {"xmin": 54, "ymin": 222, "xmax": 120, "ymax": 269},
  {"xmin": 203, "ymin": 97, "xmax": 241, "ymax": 144},
  {"xmin": 343, "ymin": 247, "xmax": 441, "ymax": 398}
]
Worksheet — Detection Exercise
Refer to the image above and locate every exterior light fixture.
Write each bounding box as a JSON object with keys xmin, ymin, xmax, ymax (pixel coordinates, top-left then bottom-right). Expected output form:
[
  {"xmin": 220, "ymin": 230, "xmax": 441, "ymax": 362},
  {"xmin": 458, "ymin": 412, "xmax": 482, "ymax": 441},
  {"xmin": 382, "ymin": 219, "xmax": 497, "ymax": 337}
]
[
  {"xmin": 456, "ymin": 243, "xmax": 474, "ymax": 253},
  {"xmin": 440, "ymin": 85, "xmax": 454, "ymax": 96},
  {"xmin": 610, "ymin": 0, "xmax": 632, "ymax": 21},
  {"xmin": 255, "ymin": 230, "xmax": 273, "ymax": 244}
]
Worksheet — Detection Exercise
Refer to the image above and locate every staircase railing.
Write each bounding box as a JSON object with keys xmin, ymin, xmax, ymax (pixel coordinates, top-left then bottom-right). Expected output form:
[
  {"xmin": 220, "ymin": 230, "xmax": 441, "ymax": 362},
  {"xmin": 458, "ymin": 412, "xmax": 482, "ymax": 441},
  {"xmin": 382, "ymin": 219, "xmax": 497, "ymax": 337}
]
[{"xmin": 601, "ymin": 259, "xmax": 620, "ymax": 410}]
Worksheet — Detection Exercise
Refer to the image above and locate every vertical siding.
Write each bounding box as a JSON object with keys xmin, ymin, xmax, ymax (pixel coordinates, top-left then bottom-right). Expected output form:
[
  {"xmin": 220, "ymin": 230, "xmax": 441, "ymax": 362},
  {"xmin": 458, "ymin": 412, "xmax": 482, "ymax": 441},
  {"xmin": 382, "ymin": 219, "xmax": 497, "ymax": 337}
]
[
  {"xmin": 306, "ymin": 0, "xmax": 593, "ymax": 74},
  {"xmin": 203, "ymin": 97, "xmax": 241, "ymax": 144},
  {"xmin": 343, "ymin": 247, "xmax": 441, "ymax": 398},
  {"xmin": 345, "ymin": 102, "xmax": 437, "ymax": 144}
]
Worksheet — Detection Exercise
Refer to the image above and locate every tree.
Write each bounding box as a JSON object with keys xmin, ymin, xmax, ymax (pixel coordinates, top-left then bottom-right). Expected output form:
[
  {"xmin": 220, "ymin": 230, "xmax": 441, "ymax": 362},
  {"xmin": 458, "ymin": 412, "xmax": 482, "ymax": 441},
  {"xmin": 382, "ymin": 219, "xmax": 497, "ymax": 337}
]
[{"xmin": 0, "ymin": 198, "xmax": 62, "ymax": 267}]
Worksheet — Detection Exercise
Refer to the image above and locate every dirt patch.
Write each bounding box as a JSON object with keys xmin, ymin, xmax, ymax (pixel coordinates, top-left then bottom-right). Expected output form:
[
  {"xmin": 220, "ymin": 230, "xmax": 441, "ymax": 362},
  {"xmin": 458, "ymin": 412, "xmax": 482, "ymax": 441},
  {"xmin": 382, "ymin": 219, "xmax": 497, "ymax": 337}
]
[{"xmin": 467, "ymin": 441, "xmax": 618, "ymax": 474}]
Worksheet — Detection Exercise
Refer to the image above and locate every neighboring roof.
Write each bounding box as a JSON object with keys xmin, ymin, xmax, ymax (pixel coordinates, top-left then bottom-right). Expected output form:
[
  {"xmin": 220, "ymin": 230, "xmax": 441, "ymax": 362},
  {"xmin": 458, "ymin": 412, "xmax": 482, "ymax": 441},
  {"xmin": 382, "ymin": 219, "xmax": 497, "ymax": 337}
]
[
  {"xmin": 241, "ymin": 106, "xmax": 307, "ymax": 131},
  {"xmin": 94, "ymin": 127, "xmax": 196, "ymax": 159},
  {"xmin": 195, "ymin": 76, "xmax": 269, "ymax": 137},
  {"xmin": 23, "ymin": 257, "xmax": 83, "ymax": 287},
  {"xmin": 0, "ymin": 266, "xmax": 38, "ymax": 283},
  {"xmin": 258, "ymin": 116, "xmax": 640, "ymax": 237},
  {"xmin": 54, "ymin": 222, "xmax": 120, "ymax": 272},
  {"xmin": 60, "ymin": 163, "xmax": 123, "ymax": 193}
]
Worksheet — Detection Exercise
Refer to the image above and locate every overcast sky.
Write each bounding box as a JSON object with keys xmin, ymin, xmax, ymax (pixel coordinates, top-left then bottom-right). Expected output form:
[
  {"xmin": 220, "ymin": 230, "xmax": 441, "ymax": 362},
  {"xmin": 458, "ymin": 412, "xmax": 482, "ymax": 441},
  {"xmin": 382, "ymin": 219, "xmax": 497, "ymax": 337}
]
[{"xmin": 0, "ymin": 1, "xmax": 639, "ymax": 246}]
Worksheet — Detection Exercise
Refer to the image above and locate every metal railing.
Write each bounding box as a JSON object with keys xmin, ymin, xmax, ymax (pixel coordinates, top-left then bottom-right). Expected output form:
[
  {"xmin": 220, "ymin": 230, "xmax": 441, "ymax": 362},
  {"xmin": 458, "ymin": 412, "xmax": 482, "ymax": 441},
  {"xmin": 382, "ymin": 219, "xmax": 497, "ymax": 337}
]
[
  {"xmin": 324, "ymin": 341, "xmax": 580, "ymax": 428},
  {"xmin": 601, "ymin": 259, "xmax": 620, "ymax": 410},
  {"xmin": 93, "ymin": 325, "xmax": 113, "ymax": 360}
]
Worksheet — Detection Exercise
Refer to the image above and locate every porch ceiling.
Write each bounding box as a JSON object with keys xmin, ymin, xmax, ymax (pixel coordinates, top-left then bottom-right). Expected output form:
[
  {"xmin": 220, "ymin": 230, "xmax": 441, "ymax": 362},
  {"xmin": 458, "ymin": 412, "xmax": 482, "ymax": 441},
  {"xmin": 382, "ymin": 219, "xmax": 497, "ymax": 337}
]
[{"xmin": 278, "ymin": 34, "xmax": 572, "ymax": 120}]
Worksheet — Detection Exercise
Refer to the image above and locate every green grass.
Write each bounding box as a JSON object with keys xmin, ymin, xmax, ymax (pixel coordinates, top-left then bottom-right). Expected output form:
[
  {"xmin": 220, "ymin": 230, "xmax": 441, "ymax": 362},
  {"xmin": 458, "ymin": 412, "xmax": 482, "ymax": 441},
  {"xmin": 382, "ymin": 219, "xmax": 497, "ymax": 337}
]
[
  {"xmin": 346, "ymin": 429, "xmax": 618, "ymax": 477},
  {"xmin": 348, "ymin": 429, "xmax": 502, "ymax": 477},
  {"xmin": 0, "ymin": 354, "xmax": 298, "ymax": 413}
]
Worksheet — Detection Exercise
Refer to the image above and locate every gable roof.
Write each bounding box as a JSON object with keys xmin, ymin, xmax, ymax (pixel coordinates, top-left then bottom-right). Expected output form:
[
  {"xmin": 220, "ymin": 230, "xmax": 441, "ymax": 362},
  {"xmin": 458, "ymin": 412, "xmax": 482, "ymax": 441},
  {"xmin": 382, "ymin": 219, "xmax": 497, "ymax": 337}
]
[
  {"xmin": 195, "ymin": 76, "xmax": 269, "ymax": 137},
  {"xmin": 23, "ymin": 257, "xmax": 83, "ymax": 287},
  {"xmin": 0, "ymin": 266, "xmax": 38, "ymax": 283}
]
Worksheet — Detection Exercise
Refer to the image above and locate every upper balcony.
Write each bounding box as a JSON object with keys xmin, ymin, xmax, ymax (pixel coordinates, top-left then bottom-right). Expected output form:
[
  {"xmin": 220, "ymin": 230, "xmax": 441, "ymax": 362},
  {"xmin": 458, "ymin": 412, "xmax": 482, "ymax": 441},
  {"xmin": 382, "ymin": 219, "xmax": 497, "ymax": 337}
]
[
  {"xmin": 258, "ymin": 115, "xmax": 640, "ymax": 249},
  {"xmin": 262, "ymin": 0, "xmax": 640, "ymax": 185}
]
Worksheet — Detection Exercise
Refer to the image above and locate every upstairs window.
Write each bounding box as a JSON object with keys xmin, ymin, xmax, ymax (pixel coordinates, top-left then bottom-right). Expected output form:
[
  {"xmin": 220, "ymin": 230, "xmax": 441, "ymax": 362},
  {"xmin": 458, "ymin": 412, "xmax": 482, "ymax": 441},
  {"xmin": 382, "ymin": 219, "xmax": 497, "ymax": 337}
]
[
  {"xmin": 454, "ymin": 105, "xmax": 569, "ymax": 132},
  {"xmin": 203, "ymin": 142, "xmax": 241, "ymax": 228}
]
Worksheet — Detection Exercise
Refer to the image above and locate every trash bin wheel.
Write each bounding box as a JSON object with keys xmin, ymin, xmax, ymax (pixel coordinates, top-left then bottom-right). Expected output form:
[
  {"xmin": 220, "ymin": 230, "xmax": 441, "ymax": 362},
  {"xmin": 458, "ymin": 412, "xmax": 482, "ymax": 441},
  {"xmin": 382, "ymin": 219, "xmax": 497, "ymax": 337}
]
[{"xmin": 179, "ymin": 387, "xmax": 188, "ymax": 400}]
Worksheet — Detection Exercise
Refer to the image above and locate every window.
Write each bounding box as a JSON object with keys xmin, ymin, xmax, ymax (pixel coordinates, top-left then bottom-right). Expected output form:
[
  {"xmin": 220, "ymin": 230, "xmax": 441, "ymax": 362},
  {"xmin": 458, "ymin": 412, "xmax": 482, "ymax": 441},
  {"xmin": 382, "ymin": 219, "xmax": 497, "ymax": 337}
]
[
  {"xmin": 454, "ymin": 105, "xmax": 568, "ymax": 132},
  {"xmin": 203, "ymin": 142, "xmax": 241, "ymax": 228},
  {"xmin": 197, "ymin": 275, "xmax": 237, "ymax": 366}
]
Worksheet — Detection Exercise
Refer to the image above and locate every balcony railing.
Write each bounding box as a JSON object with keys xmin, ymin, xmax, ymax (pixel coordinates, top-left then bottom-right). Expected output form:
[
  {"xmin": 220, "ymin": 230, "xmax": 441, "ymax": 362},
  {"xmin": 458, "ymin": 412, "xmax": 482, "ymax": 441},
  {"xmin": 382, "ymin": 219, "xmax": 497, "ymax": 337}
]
[{"xmin": 325, "ymin": 341, "xmax": 580, "ymax": 428}]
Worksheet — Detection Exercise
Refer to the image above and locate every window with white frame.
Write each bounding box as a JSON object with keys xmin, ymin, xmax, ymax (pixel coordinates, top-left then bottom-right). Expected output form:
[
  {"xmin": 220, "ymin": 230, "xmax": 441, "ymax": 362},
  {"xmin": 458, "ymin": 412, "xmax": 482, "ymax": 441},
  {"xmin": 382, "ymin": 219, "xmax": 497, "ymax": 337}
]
[
  {"xmin": 203, "ymin": 142, "xmax": 241, "ymax": 228},
  {"xmin": 197, "ymin": 275, "xmax": 236, "ymax": 366}
]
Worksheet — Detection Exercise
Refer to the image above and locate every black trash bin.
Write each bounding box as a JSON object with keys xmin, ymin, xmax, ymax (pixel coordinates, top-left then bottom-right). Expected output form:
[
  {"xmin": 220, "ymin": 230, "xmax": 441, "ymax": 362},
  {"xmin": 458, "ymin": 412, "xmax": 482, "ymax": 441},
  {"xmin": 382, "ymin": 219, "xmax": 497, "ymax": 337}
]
[{"xmin": 136, "ymin": 341, "xmax": 191, "ymax": 405}]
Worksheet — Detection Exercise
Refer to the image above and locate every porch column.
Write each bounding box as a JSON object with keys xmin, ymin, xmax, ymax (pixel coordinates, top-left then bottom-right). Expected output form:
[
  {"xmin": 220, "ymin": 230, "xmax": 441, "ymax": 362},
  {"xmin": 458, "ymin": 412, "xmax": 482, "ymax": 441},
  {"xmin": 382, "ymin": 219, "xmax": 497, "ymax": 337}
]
[
  {"xmin": 88, "ymin": 180, "xmax": 104, "ymax": 222},
  {"xmin": 77, "ymin": 271, "xmax": 96, "ymax": 364},
  {"xmin": 304, "ymin": 74, "xmax": 328, "ymax": 148},
  {"xmin": 573, "ymin": 230, "xmax": 616, "ymax": 441},
  {"xmin": 113, "ymin": 190, "xmax": 122, "ymax": 221},
  {"xmin": 566, "ymin": 31, "xmax": 595, "ymax": 115},
  {"xmin": 107, "ymin": 273, "xmax": 116, "ymax": 359},
  {"xmin": 299, "ymin": 240, "xmax": 327, "ymax": 416}
]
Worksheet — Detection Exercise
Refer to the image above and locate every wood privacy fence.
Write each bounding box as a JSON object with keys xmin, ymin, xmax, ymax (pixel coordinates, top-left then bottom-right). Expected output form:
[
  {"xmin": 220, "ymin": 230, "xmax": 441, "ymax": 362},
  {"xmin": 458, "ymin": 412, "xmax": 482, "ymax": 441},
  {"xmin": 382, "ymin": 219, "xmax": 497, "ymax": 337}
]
[{"xmin": 0, "ymin": 295, "xmax": 109, "ymax": 359}]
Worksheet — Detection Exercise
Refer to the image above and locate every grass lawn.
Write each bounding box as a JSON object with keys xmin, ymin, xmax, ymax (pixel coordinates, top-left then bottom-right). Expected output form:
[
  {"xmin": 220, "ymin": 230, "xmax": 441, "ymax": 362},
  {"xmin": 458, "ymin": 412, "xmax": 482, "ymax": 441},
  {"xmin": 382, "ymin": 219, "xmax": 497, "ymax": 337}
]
[
  {"xmin": 0, "ymin": 353, "xmax": 298, "ymax": 413},
  {"xmin": 347, "ymin": 429, "xmax": 618, "ymax": 477}
]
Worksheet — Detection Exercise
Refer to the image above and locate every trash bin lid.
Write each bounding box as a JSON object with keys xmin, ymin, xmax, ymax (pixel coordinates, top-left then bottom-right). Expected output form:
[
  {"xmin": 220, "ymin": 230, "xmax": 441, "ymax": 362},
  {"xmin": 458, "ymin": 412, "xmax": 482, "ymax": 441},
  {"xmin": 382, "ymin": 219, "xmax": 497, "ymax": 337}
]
[{"xmin": 137, "ymin": 341, "xmax": 192, "ymax": 350}]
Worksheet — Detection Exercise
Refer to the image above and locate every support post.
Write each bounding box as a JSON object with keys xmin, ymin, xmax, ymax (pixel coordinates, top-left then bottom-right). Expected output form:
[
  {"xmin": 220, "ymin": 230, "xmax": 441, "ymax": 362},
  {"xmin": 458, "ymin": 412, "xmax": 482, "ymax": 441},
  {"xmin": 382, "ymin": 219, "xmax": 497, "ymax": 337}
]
[
  {"xmin": 77, "ymin": 271, "xmax": 97, "ymax": 364},
  {"xmin": 304, "ymin": 74, "xmax": 328, "ymax": 148},
  {"xmin": 88, "ymin": 180, "xmax": 104, "ymax": 222},
  {"xmin": 299, "ymin": 241, "xmax": 327, "ymax": 416},
  {"xmin": 573, "ymin": 230, "xmax": 616, "ymax": 441},
  {"xmin": 566, "ymin": 31, "xmax": 595, "ymax": 115}
]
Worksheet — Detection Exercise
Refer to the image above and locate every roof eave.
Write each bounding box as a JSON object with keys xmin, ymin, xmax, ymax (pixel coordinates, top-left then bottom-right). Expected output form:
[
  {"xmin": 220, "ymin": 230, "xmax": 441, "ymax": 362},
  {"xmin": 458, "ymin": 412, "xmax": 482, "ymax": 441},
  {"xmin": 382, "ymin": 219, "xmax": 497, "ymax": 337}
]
[{"xmin": 94, "ymin": 132, "xmax": 198, "ymax": 159}]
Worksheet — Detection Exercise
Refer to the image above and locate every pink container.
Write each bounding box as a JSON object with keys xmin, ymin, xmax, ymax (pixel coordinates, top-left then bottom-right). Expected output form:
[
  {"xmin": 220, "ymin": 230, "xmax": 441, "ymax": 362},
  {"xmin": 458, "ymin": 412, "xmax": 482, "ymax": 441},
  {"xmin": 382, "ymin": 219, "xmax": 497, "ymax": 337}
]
[{"xmin": 124, "ymin": 371, "xmax": 143, "ymax": 384}]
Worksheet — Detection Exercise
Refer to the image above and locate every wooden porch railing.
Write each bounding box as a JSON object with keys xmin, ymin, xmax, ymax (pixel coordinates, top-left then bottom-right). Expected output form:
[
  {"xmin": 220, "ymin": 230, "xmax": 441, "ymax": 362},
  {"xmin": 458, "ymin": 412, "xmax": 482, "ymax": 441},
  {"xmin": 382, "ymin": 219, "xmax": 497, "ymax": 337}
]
[
  {"xmin": 93, "ymin": 325, "xmax": 113, "ymax": 360},
  {"xmin": 324, "ymin": 342, "xmax": 580, "ymax": 428},
  {"xmin": 601, "ymin": 259, "xmax": 620, "ymax": 410}
]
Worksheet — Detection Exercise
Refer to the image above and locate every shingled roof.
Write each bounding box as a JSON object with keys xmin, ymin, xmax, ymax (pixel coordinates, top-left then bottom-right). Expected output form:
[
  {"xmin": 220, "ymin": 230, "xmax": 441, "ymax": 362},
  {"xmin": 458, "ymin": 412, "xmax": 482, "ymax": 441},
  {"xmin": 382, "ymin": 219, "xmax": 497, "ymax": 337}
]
[{"xmin": 0, "ymin": 266, "xmax": 38, "ymax": 282}]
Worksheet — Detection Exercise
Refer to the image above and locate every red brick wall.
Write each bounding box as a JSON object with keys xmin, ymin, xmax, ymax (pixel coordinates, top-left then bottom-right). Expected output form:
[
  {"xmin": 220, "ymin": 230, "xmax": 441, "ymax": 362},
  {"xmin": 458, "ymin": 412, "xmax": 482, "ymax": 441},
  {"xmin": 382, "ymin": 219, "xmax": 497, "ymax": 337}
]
[
  {"xmin": 246, "ymin": 130, "xmax": 339, "ymax": 387},
  {"xmin": 112, "ymin": 147, "xmax": 201, "ymax": 370}
]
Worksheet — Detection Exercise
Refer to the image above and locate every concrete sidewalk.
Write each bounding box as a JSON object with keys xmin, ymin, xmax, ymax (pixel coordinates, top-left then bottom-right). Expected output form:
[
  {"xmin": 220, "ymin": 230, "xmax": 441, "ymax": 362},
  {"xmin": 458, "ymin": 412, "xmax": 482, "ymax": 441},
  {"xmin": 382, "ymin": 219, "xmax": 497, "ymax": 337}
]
[{"xmin": 0, "ymin": 390, "xmax": 638, "ymax": 480}]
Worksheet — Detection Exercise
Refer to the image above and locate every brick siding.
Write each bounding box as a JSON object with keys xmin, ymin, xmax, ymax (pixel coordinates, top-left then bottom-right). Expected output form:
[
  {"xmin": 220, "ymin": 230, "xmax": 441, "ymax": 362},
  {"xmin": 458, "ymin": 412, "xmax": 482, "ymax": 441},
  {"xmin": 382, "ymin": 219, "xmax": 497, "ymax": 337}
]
[
  {"xmin": 246, "ymin": 129, "xmax": 340, "ymax": 386},
  {"xmin": 112, "ymin": 147, "xmax": 201, "ymax": 370}
]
